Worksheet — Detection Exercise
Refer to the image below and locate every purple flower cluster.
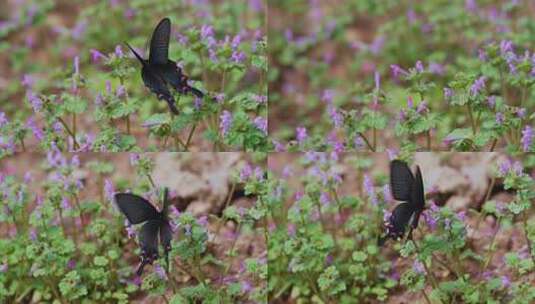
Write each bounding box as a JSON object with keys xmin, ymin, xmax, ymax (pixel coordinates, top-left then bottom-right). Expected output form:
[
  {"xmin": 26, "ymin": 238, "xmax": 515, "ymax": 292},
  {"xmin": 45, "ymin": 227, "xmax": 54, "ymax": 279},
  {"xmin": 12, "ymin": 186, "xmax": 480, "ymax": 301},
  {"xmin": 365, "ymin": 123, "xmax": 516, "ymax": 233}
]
[
  {"xmin": 521, "ymin": 125, "xmax": 533, "ymax": 152},
  {"xmin": 363, "ymin": 174, "xmax": 378, "ymax": 205},
  {"xmin": 470, "ymin": 76, "xmax": 486, "ymax": 96},
  {"xmin": 220, "ymin": 111, "xmax": 233, "ymax": 136}
]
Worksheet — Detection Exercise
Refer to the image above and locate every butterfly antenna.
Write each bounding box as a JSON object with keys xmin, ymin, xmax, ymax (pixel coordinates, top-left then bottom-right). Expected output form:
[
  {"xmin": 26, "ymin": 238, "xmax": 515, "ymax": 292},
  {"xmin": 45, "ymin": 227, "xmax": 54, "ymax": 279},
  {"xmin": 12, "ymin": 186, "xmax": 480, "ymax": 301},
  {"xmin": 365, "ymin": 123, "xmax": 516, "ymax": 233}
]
[{"xmin": 125, "ymin": 42, "xmax": 146, "ymax": 66}]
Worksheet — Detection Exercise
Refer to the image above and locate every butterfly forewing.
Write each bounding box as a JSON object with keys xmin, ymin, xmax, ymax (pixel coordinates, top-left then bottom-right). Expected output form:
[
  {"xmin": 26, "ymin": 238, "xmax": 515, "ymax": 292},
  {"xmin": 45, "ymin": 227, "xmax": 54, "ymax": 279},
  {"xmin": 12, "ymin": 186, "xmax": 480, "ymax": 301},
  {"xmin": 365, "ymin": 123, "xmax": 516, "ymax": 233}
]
[
  {"xmin": 390, "ymin": 160, "xmax": 415, "ymax": 201},
  {"xmin": 149, "ymin": 18, "xmax": 170, "ymax": 65},
  {"xmin": 115, "ymin": 193, "xmax": 160, "ymax": 224},
  {"xmin": 410, "ymin": 166, "xmax": 425, "ymax": 211},
  {"xmin": 408, "ymin": 166, "xmax": 425, "ymax": 229}
]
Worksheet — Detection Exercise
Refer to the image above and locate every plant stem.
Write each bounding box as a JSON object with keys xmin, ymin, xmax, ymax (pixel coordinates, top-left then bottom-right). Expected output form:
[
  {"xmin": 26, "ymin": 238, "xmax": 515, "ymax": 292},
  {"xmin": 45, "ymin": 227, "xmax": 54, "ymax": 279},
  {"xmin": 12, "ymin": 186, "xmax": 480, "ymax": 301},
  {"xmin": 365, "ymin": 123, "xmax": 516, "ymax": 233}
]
[
  {"xmin": 467, "ymin": 104, "xmax": 476, "ymax": 135},
  {"xmin": 482, "ymin": 217, "xmax": 501, "ymax": 272},
  {"xmin": 184, "ymin": 123, "xmax": 198, "ymax": 151},
  {"xmin": 522, "ymin": 212, "xmax": 535, "ymax": 265},
  {"xmin": 476, "ymin": 176, "xmax": 495, "ymax": 230},
  {"xmin": 146, "ymin": 174, "xmax": 157, "ymax": 189},
  {"xmin": 57, "ymin": 117, "xmax": 79, "ymax": 149},
  {"xmin": 412, "ymin": 239, "xmax": 441, "ymax": 297},
  {"xmin": 489, "ymin": 138, "xmax": 498, "ymax": 151},
  {"xmin": 72, "ymin": 113, "xmax": 77, "ymax": 148},
  {"xmin": 426, "ymin": 129, "xmax": 431, "ymax": 150},
  {"xmin": 358, "ymin": 132, "xmax": 375, "ymax": 152},
  {"xmin": 126, "ymin": 115, "xmax": 131, "ymax": 135},
  {"xmin": 19, "ymin": 137, "xmax": 26, "ymax": 152}
]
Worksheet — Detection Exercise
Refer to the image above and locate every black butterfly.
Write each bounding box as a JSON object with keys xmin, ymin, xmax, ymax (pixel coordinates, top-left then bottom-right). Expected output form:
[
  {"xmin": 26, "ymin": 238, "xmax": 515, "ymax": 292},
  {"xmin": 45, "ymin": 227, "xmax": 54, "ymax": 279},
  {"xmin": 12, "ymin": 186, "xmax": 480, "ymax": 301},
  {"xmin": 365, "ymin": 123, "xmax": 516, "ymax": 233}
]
[
  {"xmin": 378, "ymin": 160, "xmax": 425, "ymax": 246},
  {"xmin": 115, "ymin": 188, "xmax": 173, "ymax": 275},
  {"xmin": 125, "ymin": 18, "xmax": 204, "ymax": 115}
]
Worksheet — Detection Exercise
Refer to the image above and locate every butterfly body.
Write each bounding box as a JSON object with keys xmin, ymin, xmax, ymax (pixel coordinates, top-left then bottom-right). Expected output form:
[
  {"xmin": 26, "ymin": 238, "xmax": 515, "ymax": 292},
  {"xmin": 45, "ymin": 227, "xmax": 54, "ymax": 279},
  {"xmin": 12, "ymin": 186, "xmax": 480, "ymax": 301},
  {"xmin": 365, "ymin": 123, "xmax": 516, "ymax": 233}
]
[
  {"xmin": 126, "ymin": 18, "xmax": 204, "ymax": 115},
  {"xmin": 115, "ymin": 188, "xmax": 173, "ymax": 275},
  {"xmin": 379, "ymin": 160, "xmax": 425, "ymax": 246}
]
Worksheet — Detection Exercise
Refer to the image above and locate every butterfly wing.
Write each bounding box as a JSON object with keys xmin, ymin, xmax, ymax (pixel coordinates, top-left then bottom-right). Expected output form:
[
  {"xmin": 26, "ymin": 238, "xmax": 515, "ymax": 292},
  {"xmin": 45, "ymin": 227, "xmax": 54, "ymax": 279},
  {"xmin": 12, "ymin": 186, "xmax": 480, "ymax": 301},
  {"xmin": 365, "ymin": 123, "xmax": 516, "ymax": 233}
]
[
  {"xmin": 159, "ymin": 220, "xmax": 173, "ymax": 272},
  {"xmin": 136, "ymin": 220, "xmax": 161, "ymax": 275},
  {"xmin": 390, "ymin": 160, "xmax": 415, "ymax": 201},
  {"xmin": 378, "ymin": 203, "xmax": 415, "ymax": 245},
  {"xmin": 141, "ymin": 67, "xmax": 179, "ymax": 115},
  {"xmin": 149, "ymin": 18, "xmax": 170, "ymax": 65},
  {"xmin": 115, "ymin": 193, "xmax": 160, "ymax": 224},
  {"xmin": 409, "ymin": 166, "xmax": 425, "ymax": 228}
]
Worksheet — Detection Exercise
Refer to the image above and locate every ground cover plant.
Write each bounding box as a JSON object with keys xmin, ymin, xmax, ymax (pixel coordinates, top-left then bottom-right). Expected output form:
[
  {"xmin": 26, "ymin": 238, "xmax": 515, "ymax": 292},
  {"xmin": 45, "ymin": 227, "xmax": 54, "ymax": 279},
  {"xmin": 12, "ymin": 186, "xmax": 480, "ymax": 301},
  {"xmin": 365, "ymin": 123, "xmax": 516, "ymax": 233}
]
[
  {"xmin": 269, "ymin": 0, "xmax": 535, "ymax": 152},
  {"xmin": 0, "ymin": 152, "xmax": 268, "ymax": 303},
  {"xmin": 0, "ymin": 0, "xmax": 268, "ymax": 153},
  {"xmin": 266, "ymin": 152, "xmax": 535, "ymax": 303}
]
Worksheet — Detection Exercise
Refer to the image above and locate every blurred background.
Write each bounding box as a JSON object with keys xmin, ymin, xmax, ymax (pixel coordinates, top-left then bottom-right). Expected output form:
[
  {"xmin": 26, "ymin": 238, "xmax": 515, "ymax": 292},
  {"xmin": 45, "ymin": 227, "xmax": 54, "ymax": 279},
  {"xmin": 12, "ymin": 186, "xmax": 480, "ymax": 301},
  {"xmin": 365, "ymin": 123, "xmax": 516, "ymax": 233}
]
[{"xmin": 268, "ymin": 0, "xmax": 535, "ymax": 151}]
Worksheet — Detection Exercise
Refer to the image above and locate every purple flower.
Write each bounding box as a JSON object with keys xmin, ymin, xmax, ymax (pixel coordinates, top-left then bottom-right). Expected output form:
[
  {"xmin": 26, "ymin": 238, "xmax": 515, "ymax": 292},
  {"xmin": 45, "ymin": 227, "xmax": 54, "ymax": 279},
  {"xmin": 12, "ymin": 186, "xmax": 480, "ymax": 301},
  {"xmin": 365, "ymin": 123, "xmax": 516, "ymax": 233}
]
[
  {"xmin": 0, "ymin": 112, "xmax": 8, "ymax": 128},
  {"xmin": 321, "ymin": 89, "xmax": 335, "ymax": 104},
  {"xmin": 241, "ymin": 280, "xmax": 252, "ymax": 293},
  {"xmin": 214, "ymin": 93, "xmax": 225, "ymax": 104},
  {"xmin": 470, "ymin": 76, "xmax": 486, "ymax": 96},
  {"xmin": 500, "ymin": 40, "xmax": 514, "ymax": 56},
  {"xmin": 26, "ymin": 116, "xmax": 43, "ymax": 140},
  {"xmin": 253, "ymin": 116, "xmax": 267, "ymax": 135},
  {"xmin": 231, "ymin": 50, "xmax": 246, "ymax": 63},
  {"xmin": 320, "ymin": 192, "xmax": 330, "ymax": 206},
  {"xmin": 104, "ymin": 179, "xmax": 114, "ymax": 202},
  {"xmin": 125, "ymin": 222, "xmax": 136, "ymax": 239},
  {"xmin": 417, "ymin": 101, "xmax": 428, "ymax": 114},
  {"xmin": 390, "ymin": 64, "xmax": 408, "ymax": 78},
  {"xmin": 495, "ymin": 112, "xmax": 504, "ymax": 124},
  {"xmin": 116, "ymin": 85, "xmax": 126, "ymax": 98},
  {"xmin": 407, "ymin": 96, "xmax": 414, "ymax": 109},
  {"xmin": 465, "ymin": 0, "xmax": 477, "ymax": 13},
  {"xmin": 220, "ymin": 111, "xmax": 233, "ymax": 135},
  {"xmin": 296, "ymin": 127, "xmax": 307, "ymax": 144},
  {"xmin": 273, "ymin": 140, "xmax": 286, "ymax": 152},
  {"xmin": 73, "ymin": 56, "xmax": 80, "ymax": 75},
  {"xmin": 253, "ymin": 94, "xmax": 267, "ymax": 105},
  {"xmin": 412, "ymin": 260, "xmax": 426, "ymax": 274},
  {"xmin": 328, "ymin": 105, "xmax": 343, "ymax": 128},
  {"xmin": 201, "ymin": 25, "xmax": 214, "ymax": 41},
  {"xmin": 71, "ymin": 155, "xmax": 80, "ymax": 167},
  {"xmin": 67, "ymin": 259, "xmax": 76, "ymax": 269},
  {"xmin": 61, "ymin": 197, "xmax": 71, "ymax": 210},
  {"xmin": 240, "ymin": 164, "xmax": 252, "ymax": 181},
  {"xmin": 498, "ymin": 159, "xmax": 511, "ymax": 175},
  {"xmin": 27, "ymin": 92, "xmax": 42, "ymax": 112},
  {"xmin": 231, "ymin": 34, "xmax": 242, "ymax": 49},
  {"xmin": 501, "ymin": 276, "xmax": 511, "ymax": 288},
  {"xmin": 478, "ymin": 49, "xmax": 487, "ymax": 61},
  {"xmin": 415, "ymin": 60, "xmax": 425, "ymax": 73},
  {"xmin": 444, "ymin": 87, "xmax": 453, "ymax": 99},
  {"xmin": 129, "ymin": 153, "xmax": 140, "ymax": 166},
  {"xmin": 487, "ymin": 96, "xmax": 496, "ymax": 108},
  {"xmin": 24, "ymin": 172, "xmax": 32, "ymax": 183},
  {"xmin": 363, "ymin": 174, "xmax": 377, "ymax": 205},
  {"xmin": 0, "ymin": 263, "xmax": 7, "ymax": 273},
  {"xmin": 521, "ymin": 125, "xmax": 533, "ymax": 151},
  {"xmin": 428, "ymin": 62, "xmax": 445, "ymax": 75},
  {"xmin": 194, "ymin": 97, "xmax": 203, "ymax": 110},
  {"xmin": 21, "ymin": 74, "xmax": 34, "ymax": 88},
  {"xmin": 154, "ymin": 264, "xmax": 167, "ymax": 280},
  {"xmin": 254, "ymin": 167, "xmax": 264, "ymax": 180},
  {"xmin": 386, "ymin": 149, "xmax": 398, "ymax": 160},
  {"xmin": 115, "ymin": 45, "xmax": 123, "ymax": 57},
  {"xmin": 287, "ymin": 223, "xmax": 296, "ymax": 236},
  {"xmin": 517, "ymin": 108, "xmax": 526, "ymax": 118}
]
